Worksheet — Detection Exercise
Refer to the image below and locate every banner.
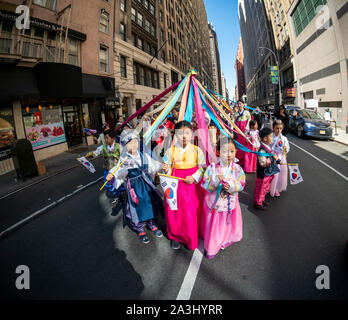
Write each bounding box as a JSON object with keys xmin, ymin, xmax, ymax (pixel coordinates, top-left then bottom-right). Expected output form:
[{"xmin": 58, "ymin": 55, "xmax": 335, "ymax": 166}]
[
  {"xmin": 159, "ymin": 175, "xmax": 179, "ymax": 210},
  {"xmin": 25, "ymin": 122, "xmax": 66, "ymax": 150},
  {"xmin": 77, "ymin": 157, "xmax": 96, "ymax": 173},
  {"xmin": 288, "ymin": 164, "xmax": 303, "ymax": 185}
]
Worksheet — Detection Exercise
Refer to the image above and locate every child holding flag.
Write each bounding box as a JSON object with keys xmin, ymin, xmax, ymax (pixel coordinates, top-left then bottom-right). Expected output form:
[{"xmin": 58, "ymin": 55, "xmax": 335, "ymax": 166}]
[
  {"xmin": 254, "ymin": 127, "xmax": 281, "ymax": 210},
  {"xmin": 201, "ymin": 138, "xmax": 246, "ymax": 259},
  {"xmin": 86, "ymin": 129, "xmax": 121, "ymax": 198},
  {"xmin": 106, "ymin": 130, "xmax": 165, "ymax": 244},
  {"xmin": 270, "ymin": 120, "xmax": 290, "ymax": 197},
  {"xmin": 162, "ymin": 120, "xmax": 206, "ymax": 250}
]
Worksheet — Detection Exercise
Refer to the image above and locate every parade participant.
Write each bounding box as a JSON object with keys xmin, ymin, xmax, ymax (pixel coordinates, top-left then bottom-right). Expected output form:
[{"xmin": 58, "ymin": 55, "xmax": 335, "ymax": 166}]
[
  {"xmin": 162, "ymin": 120, "xmax": 206, "ymax": 250},
  {"xmin": 233, "ymin": 99, "xmax": 251, "ymax": 166},
  {"xmin": 93, "ymin": 123, "xmax": 110, "ymax": 145},
  {"xmin": 244, "ymin": 120, "xmax": 260, "ymax": 173},
  {"xmin": 106, "ymin": 130, "xmax": 164, "ymax": 244},
  {"xmin": 269, "ymin": 120, "xmax": 290, "ymax": 198},
  {"xmin": 168, "ymin": 107, "xmax": 179, "ymax": 126},
  {"xmin": 201, "ymin": 139, "xmax": 246, "ymax": 259},
  {"xmin": 86, "ymin": 129, "xmax": 121, "ymax": 198},
  {"xmin": 254, "ymin": 127, "xmax": 281, "ymax": 210}
]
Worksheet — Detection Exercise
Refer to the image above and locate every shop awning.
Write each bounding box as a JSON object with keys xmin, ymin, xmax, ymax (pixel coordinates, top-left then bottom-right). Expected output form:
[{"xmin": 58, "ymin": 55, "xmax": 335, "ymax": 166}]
[
  {"xmin": 35, "ymin": 62, "xmax": 83, "ymax": 99},
  {"xmin": 0, "ymin": 64, "xmax": 40, "ymax": 102},
  {"xmin": 82, "ymin": 74, "xmax": 115, "ymax": 98}
]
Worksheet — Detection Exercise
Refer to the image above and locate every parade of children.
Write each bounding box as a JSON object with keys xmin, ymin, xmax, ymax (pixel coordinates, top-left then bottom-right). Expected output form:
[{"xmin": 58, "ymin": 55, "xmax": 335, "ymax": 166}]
[{"xmin": 85, "ymin": 80, "xmax": 299, "ymax": 259}]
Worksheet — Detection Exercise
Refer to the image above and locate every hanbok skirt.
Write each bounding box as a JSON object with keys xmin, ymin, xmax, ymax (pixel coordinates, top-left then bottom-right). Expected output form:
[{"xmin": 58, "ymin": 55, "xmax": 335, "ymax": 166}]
[
  {"xmin": 201, "ymin": 194, "xmax": 243, "ymax": 259},
  {"xmin": 270, "ymin": 153, "xmax": 288, "ymax": 196},
  {"xmin": 243, "ymin": 146, "xmax": 258, "ymax": 173},
  {"xmin": 164, "ymin": 166, "xmax": 204, "ymax": 251}
]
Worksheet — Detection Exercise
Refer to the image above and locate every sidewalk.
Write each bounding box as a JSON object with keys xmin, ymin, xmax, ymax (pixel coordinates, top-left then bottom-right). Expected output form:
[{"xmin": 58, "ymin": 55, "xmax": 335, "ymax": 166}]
[
  {"xmin": 332, "ymin": 126, "xmax": 348, "ymax": 146},
  {"xmin": 0, "ymin": 144, "xmax": 100, "ymax": 199}
]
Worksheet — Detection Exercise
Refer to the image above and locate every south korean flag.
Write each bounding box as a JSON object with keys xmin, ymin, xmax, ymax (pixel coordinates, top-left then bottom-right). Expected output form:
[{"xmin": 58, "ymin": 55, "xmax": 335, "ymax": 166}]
[
  {"xmin": 159, "ymin": 175, "xmax": 179, "ymax": 210},
  {"xmin": 288, "ymin": 164, "xmax": 303, "ymax": 185},
  {"xmin": 77, "ymin": 157, "xmax": 96, "ymax": 173}
]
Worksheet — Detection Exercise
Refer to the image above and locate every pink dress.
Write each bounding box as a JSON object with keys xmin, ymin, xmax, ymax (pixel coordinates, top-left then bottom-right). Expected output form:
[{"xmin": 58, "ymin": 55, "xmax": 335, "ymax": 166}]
[
  {"xmin": 234, "ymin": 110, "xmax": 251, "ymax": 166},
  {"xmin": 201, "ymin": 161, "xmax": 246, "ymax": 259},
  {"xmin": 269, "ymin": 134, "xmax": 290, "ymax": 196},
  {"xmin": 163, "ymin": 144, "xmax": 206, "ymax": 251},
  {"xmin": 243, "ymin": 129, "xmax": 260, "ymax": 173}
]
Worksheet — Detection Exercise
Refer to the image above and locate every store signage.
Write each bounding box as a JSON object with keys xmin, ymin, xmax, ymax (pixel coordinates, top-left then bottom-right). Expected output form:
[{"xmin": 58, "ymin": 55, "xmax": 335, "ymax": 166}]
[{"xmin": 285, "ymin": 88, "xmax": 296, "ymax": 97}]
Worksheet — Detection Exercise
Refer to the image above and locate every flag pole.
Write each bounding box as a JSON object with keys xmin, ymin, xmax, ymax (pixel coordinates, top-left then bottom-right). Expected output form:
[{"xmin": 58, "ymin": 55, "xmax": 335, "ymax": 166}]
[
  {"xmin": 100, "ymin": 159, "xmax": 127, "ymax": 191},
  {"xmin": 158, "ymin": 173, "xmax": 186, "ymax": 181}
]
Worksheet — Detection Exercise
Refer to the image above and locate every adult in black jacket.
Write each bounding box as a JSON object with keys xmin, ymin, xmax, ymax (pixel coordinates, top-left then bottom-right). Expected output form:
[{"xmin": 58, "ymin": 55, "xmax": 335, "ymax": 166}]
[{"xmin": 274, "ymin": 105, "xmax": 289, "ymax": 135}]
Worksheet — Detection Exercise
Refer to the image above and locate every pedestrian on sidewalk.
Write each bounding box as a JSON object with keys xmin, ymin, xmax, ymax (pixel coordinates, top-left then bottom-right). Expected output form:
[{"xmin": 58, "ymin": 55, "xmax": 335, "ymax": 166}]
[
  {"xmin": 254, "ymin": 127, "xmax": 281, "ymax": 210},
  {"xmin": 86, "ymin": 129, "xmax": 122, "ymax": 199},
  {"xmin": 162, "ymin": 121, "xmax": 206, "ymax": 251},
  {"xmin": 106, "ymin": 130, "xmax": 165, "ymax": 244},
  {"xmin": 270, "ymin": 120, "xmax": 290, "ymax": 198},
  {"xmin": 201, "ymin": 138, "xmax": 246, "ymax": 259}
]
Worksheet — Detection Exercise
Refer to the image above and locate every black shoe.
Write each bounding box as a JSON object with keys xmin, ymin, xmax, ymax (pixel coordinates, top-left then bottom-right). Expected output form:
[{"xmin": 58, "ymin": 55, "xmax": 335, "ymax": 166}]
[
  {"xmin": 254, "ymin": 204, "xmax": 267, "ymax": 210},
  {"xmin": 263, "ymin": 200, "xmax": 270, "ymax": 206},
  {"xmin": 171, "ymin": 240, "xmax": 181, "ymax": 250}
]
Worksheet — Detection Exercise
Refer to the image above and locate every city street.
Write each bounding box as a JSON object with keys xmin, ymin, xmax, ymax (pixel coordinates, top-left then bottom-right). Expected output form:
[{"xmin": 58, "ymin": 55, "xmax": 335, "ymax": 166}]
[{"xmin": 1, "ymin": 135, "xmax": 347, "ymax": 300}]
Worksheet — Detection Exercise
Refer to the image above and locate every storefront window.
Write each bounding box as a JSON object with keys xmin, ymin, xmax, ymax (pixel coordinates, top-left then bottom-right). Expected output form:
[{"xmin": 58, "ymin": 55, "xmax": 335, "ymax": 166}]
[
  {"xmin": 22, "ymin": 104, "xmax": 67, "ymax": 150},
  {"xmin": 82, "ymin": 103, "xmax": 90, "ymax": 129},
  {"xmin": 0, "ymin": 105, "xmax": 16, "ymax": 152}
]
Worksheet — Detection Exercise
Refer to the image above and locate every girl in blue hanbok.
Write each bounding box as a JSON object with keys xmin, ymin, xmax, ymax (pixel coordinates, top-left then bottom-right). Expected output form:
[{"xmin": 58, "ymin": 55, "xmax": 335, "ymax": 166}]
[{"xmin": 106, "ymin": 130, "xmax": 165, "ymax": 244}]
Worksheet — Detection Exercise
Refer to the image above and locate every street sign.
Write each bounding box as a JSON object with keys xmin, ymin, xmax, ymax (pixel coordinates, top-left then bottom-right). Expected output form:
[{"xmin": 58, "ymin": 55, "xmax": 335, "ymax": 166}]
[{"xmin": 270, "ymin": 66, "xmax": 279, "ymax": 85}]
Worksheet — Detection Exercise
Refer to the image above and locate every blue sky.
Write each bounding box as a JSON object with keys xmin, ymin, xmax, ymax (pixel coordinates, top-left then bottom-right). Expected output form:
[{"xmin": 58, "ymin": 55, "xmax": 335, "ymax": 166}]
[{"xmin": 204, "ymin": 0, "xmax": 241, "ymax": 99}]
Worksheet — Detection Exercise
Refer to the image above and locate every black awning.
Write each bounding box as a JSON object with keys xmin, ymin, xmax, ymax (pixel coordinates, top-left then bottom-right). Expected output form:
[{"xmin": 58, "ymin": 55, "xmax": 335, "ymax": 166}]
[
  {"xmin": 35, "ymin": 62, "xmax": 82, "ymax": 99},
  {"xmin": 82, "ymin": 74, "xmax": 115, "ymax": 98},
  {"xmin": 0, "ymin": 64, "xmax": 40, "ymax": 102}
]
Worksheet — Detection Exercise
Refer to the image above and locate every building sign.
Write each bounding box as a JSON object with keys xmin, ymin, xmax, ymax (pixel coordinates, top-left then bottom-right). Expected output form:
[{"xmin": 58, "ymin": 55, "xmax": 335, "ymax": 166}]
[
  {"xmin": 285, "ymin": 88, "xmax": 296, "ymax": 98},
  {"xmin": 0, "ymin": 9, "xmax": 86, "ymax": 41},
  {"xmin": 270, "ymin": 66, "xmax": 279, "ymax": 85}
]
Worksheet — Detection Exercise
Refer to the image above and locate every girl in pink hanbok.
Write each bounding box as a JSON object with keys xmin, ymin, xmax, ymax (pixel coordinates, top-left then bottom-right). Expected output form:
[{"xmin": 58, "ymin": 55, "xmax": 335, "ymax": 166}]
[
  {"xmin": 233, "ymin": 100, "xmax": 251, "ymax": 166},
  {"xmin": 162, "ymin": 121, "xmax": 206, "ymax": 251},
  {"xmin": 243, "ymin": 120, "xmax": 261, "ymax": 173},
  {"xmin": 270, "ymin": 120, "xmax": 290, "ymax": 197},
  {"xmin": 201, "ymin": 139, "xmax": 246, "ymax": 259}
]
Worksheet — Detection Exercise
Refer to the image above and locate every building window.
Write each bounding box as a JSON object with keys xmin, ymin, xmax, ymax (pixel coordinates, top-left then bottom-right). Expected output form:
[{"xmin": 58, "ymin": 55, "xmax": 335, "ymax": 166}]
[
  {"xmin": 164, "ymin": 73, "xmax": 167, "ymax": 88},
  {"xmin": 68, "ymin": 38, "xmax": 78, "ymax": 66},
  {"xmin": 146, "ymin": 42, "xmax": 151, "ymax": 54},
  {"xmin": 0, "ymin": 21, "xmax": 13, "ymax": 54},
  {"xmin": 120, "ymin": 0, "xmax": 126, "ymax": 12},
  {"xmin": 147, "ymin": 70, "xmax": 153, "ymax": 87},
  {"xmin": 120, "ymin": 56, "xmax": 127, "ymax": 78},
  {"xmin": 120, "ymin": 23, "xmax": 126, "ymax": 41},
  {"xmin": 160, "ymin": 30, "xmax": 164, "ymax": 42},
  {"xmin": 99, "ymin": 45, "xmax": 109, "ymax": 73},
  {"xmin": 131, "ymin": 7, "xmax": 136, "ymax": 21},
  {"xmin": 160, "ymin": 10, "xmax": 163, "ymax": 22},
  {"xmin": 132, "ymin": 33, "xmax": 137, "ymax": 46},
  {"xmin": 33, "ymin": 0, "xmax": 57, "ymax": 10},
  {"xmin": 151, "ymin": 25, "xmax": 156, "ymax": 37},
  {"xmin": 99, "ymin": 9, "xmax": 110, "ymax": 33},
  {"xmin": 145, "ymin": 19, "xmax": 151, "ymax": 33},
  {"xmin": 292, "ymin": 0, "xmax": 327, "ymax": 36},
  {"xmin": 137, "ymin": 37, "xmax": 144, "ymax": 50},
  {"xmin": 150, "ymin": 4, "xmax": 155, "ymax": 15},
  {"xmin": 139, "ymin": 66, "xmax": 145, "ymax": 85},
  {"xmin": 137, "ymin": 12, "xmax": 143, "ymax": 26},
  {"xmin": 144, "ymin": 0, "xmax": 149, "ymax": 9},
  {"xmin": 133, "ymin": 63, "xmax": 138, "ymax": 84},
  {"xmin": 153, "ymin": 72, "xmax": 159, "ymax": 89},
  {"xmin": 162, "ymin": 51, "xmax": 166, "ymax": 63}
]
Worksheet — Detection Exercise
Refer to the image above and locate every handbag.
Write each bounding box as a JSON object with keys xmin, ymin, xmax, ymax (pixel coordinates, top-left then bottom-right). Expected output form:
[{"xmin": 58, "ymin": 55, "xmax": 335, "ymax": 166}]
[{"xmin": 127, "ymin": 179, "xmax": 139, "ymax": 205}]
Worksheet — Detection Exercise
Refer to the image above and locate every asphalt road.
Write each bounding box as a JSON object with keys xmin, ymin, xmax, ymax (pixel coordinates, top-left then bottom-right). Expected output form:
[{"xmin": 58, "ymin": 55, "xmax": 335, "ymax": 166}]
[{"xmin": 0, "ymin": 135, "xmax": 347, "ymax": 300}]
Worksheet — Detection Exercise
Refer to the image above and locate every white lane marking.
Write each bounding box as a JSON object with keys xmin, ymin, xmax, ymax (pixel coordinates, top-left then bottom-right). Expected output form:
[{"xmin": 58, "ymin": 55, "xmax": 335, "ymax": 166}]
[
  {"xmin": 0, "ymin": 176, "xmax": 103, "ymax": 239},
  {"xmin": 289, "ymin": 141, "xmax": 348, "ymax": 182},
  {"xmin": 176, "ymin": 239, "xmax": 204, "ymax": 300}
]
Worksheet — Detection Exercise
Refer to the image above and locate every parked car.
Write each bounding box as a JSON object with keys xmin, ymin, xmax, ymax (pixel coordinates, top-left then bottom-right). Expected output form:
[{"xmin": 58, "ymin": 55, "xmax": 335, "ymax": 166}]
[
  {"xmin": 285, "ymin": 105, "xmax": 301, "ymax": 112},
  {"xmin": 288, "ymin": 109, "xmax": 333, "ymax": 140}
]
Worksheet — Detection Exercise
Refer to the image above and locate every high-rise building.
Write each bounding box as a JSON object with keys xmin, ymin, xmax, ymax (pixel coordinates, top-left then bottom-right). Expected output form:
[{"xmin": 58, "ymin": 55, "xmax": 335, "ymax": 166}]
[
  {"xmin": 287, "ymin": 0, "xmax": 348, "ymax": 128},
  {"xmin": 0, "ymin": 0, "xmax": 116, "ymax": 174},
  {"xmin": 235, "ymin": 37, "xmax": 246, "ymax": 100},
  {"xmin": 208, "ymin": 22, "xmax": 222, "ymax": 94},
  {"xmin": 114, "ymin": 0, "xmax": 213, "ymax": 118},
  {"xmin": 238, "ymin": 0, "xmax": 277, "ymax": 107},
  {"xmin": 263, "ymin": 0, "xmax": 295, "ymax": 108},
  {"xmin": 221, "ymin": 71, "xmax": 227, "ymax": 98}
]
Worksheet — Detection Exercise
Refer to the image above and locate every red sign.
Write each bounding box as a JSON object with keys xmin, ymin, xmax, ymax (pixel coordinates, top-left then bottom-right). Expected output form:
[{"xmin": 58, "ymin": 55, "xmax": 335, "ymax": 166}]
[
  {"xmin": 34, "ymin": 112, "xmax": 42, "ymax": 125},
  {"xmin": 285, "ymin": 88, "xmax": 296, "ymax": 98}
]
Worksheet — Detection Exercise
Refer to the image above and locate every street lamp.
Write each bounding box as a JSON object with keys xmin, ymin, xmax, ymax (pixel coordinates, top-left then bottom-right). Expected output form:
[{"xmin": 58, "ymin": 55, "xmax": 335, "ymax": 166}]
[{"xmin": 258, "ymin": 46, "xmax": 282, "ymax": 106}]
